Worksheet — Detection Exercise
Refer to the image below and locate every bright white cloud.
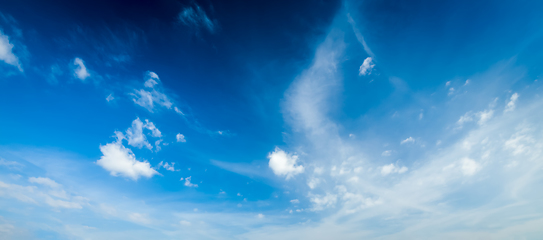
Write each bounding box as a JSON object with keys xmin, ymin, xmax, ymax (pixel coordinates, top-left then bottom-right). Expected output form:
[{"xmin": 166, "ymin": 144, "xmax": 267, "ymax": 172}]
[
  {"xmin": 290, "ymin": 199, "xmax": 300, "ymax": 204},
  {"xmin": 72, "ymin": 57, "xmax": 90, "ymax": 81},
  {"xmin": 96, "ymin": 140, "xmax": 158, "ymax": 180},
  {"xmin": 400, "ymin": 137, "xmax": 415, "ymax": 144},
  {"xmin": 358, "ymin": 57, "xmax": 374, "ymax": 76},
  {"xmin": 504, "ymin": 93, "xmax": 519, "ymax": 112},
  {"xmin": 0, "ymin": 31, "xmax": 22, "ymax": 71},
  {"xmin": 268, "ymin": 147, "xmax": 304, "ymax": 179},
  {"xmin": 123, "ymin": 118, "xmax": 162, "ymax": 150},
  {"xmin": 176, "ymin": 133, "xmax": 186, "ymax": 143}
]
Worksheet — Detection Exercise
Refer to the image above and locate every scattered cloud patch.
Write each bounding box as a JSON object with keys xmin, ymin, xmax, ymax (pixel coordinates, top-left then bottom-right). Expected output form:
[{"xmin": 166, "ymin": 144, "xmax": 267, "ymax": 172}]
[
  {"xmin": 106, "ymin": 94, "xmax": 114, "ymax": 102},
  {"xmin": 290, "ymin": 199, "xmax": 300, "ymax": 204},
  {"xmin": 310, "ymin": 193, "xmax": 337, "ymax": 211},
  {"xmin": 97, "ymin": 141, "xmax": 158, "ymax": 181},
  {"xmin": 0, "ymin": 30, "xmax": 22, "ymax": 71},
  {"xmin": 400, "ymin": 137, "xmax": 415, "ymax": 144},
  {"xmin": 358, "ymin": 57, "xmax": 374, "ymax": 76},
  {"xmin": 72, "ymin": 57, "xmax": 90, "ymax": 81},
  {"xmin": 504, "ymin": 93, "xmax": 519, "ymax": 113},
  {"xmin": 179, "ymin": 4, "xmax": 217, "ymax": 33},
  {"xmin": 380, "ymin": 163, "xmax": 408, "ymax": 176},
  {"xmin": 28, "ymin": 177, "xmax": 61, "ymax": 188},
  {"xmin": 176, "ymin": 133, "xmax": 186, "ymax": 143},
  {"xmin": 157, "ymin": 161, "xmax": 178, "ymax": 171},
  {"xmin": 381, "ymin": 150, "xmax": 392, "ymax": 156},
  {"xmin": 268, "ymin": 147, "xmax": 304, "ymax": 179},
  {"xmin": 131, "ymin": 71, "xmax": 173, "ymax": 112},
  {"xmin": 181, "ymin": 176, "xmax": 197, "ymax": 187}
]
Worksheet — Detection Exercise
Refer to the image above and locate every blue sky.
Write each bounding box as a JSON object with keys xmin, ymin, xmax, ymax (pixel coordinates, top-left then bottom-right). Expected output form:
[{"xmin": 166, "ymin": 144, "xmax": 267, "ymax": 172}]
[{"xmin": 1, "ymin": 0, "xmax": 543, "ymax": 239}]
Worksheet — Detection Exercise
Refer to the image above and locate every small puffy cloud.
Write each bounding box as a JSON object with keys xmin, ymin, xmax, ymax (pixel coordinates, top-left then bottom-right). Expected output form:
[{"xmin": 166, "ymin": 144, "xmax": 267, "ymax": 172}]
[
  {"xmin": 358, "ymin": 57, "xmax": 374, "ymax": 76},
  {"xmin": 257, "ymin": 213, "xmax": 265, "ymax": 219},
  {"xmin": 400, "ymin": 137, "xmax": 415, "ymax": 144},
  {"xmin": 381, "ymin": 150, "xmax": 392, "ymax": 156},
  {"xmin": 28, "ymin": 177, "xmax": 61, "ymax": 188},
  {"xmin": 72, "ymin": 57, "xmax": 90, "ymax": 81},
  {"xmin": 124, "ymin": 118, "xmax": 162, "ymax": 150},
  {"xmin": 268, "ymin": 147, "xmax": 304, "ymax": 179},
  {"xmin": 290, "ymin": 199, "xmax": 300, "ymax": 204},
  {"xmin": 96, "ymin": 141, "xmax": 158, "ymax": 181},
  {"xmin": 181, "ymin": 176, "xmax": 197, "ymax": 187},
  {"xmin": 158, "ymin": 161, "xmax": 177, "ymax": 171},
  {"xmin": 310, "ymin": 193, "xmax": 337, "ymax": 211},
  {"xmin": 0, "ymin": 30, "xmax": 22, "ymax": 71},
  {"xmin": 504, "ymin": 93, "xmax": 519, "ymax": 113},
  {"xmin": 176, "ymin": 133, "xmax": 186, "ymax": 143},
  {"xmin": 179, "ymin": 4, "xmax": 217, "ymax": 33},
  {"xmin": 380, "ymin": 163, "xmax": 408, "ymax": 176}
]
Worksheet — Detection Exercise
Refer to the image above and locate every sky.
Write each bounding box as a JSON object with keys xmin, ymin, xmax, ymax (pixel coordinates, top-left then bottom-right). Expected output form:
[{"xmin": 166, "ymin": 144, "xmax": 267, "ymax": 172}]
[{"xmin": 1, "ymin": 0, "xmax": 543, "ymax": 239}]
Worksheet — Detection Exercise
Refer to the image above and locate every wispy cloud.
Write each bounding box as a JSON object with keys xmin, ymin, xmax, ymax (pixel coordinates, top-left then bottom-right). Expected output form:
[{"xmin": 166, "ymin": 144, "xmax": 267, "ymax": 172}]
[{"xmin": 178, "ymin": 4, "xmax": 218, "ymax": 34}]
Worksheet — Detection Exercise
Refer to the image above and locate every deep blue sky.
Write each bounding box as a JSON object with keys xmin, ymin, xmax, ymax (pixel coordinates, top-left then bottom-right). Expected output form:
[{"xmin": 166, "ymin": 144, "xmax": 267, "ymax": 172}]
[{"xmin": 1, "ymin": 0, "xmax": 543, "ymax": 239}]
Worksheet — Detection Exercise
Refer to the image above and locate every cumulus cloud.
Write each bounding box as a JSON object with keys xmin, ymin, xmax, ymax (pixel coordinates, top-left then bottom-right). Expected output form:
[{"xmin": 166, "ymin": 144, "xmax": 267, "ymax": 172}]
[
  {"xmin": 0, "ymin": 30, "xmax": 22, "ymax": 71},
  {"xmin": 158, "ymin": 161, "xmax": 177, "ymax": 171},
  {"xmin": 176, "ymin": 133, "xmax": 186, "ymax": 143},
  {"xmin": 380, "ymin": 163, "xmax": 408, "ymax": 176},
  {"xmin": 123, "ymin": 118, "xmax": 162, "ymax": 150},
  {"xmin": 268, "ymin": 147, "xmax": 304, "ymax": 179},
  {"xmin": 504, "ymin": 93, "xmax": 519, "ymax": 113},
  {"xmin": 179, "ymin": 4, "xmax": 217, "ymax": 33},
  {"xmin": 97, "ymin": 141, "xmax": 158, "ymax": 180},
  {"xmin": 97, "ymin": 142, "xmax": 158, "ymax": 181},
  {"xmin": 400, "ymin": 137, "xmax": 415, "ymax": 144},
  {"xmin": 72, "ymin": 57, "xmax": 90, "ymax": 81},
  {"xmin": 181, "ymin": 176, "xmax": 197, "ymax": 187},
  {"xmin": 310, "ymin": 193, "xmax": 337, "ymax": 211},
  {"xmin": 358, "ymin": 57, "xmax": 374, "ymax": 76}
]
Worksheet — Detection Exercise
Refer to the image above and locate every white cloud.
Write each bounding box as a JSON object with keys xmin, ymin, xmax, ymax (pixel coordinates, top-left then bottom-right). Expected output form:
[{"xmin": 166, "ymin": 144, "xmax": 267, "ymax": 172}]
[
  {"xmin": 459, "ymin": 158, "xmax": 480, "ymax": 176},
  {"xmin": 400, "ymin": 137, "xmax": 415, "ymax": 144},
  {"xmin": 380, "ymin": 163, "xmax": 408, "ymax": 176},
  {"xmin": 358, "ymin": 57, "xmax": 374, "ymax": 76},
  {"xmin": 477, "ymin": 109, "xmax": 494, "ymax": 125},
  {"xmin": 157, "ymin": 161, "xmax": 177, "ymax": 171},
  {"xmin": 123, "ymin": 118, "xmax": 162, "ymax": 150},
  {"xmin": 0, "ymin": 30, "xmax": 22, "ymax": 71},
  {"xmin": 106, "ymin": 94, "xmax": 114, "ymax": 102},
  {"xmin": 176, "ymin": 133, "xmax": 186, "ymax": 143},
  {"xmin": 128, "ymin": 213, "xmax": 151, "ymax": 225},
  {"xmin": 310, "ymin": 193, "xmax": 337, "ymax": 211},
  {"xmin": 268, "ymin": 147, "xmax": 304, "ymax": 179},
  {"xmin": 96, "ymin": 140, "xmax": 158, "ymax": 181},
  {"xmin": 182, "ymin": 176, "xmax": 197, "ymax": 187},
  {"xmin": 72, "ymin": 57, "xmax": 90, "ymax": 81},
  {"xmin": 290, "ymin": 199, "xmax": 300, "ymax": 204},
  {"xmin": 179, "ymin": 4, "xmax": 217, "ymax": 33},
  {"xmin": 307, "ymin": 178, "xmax": 321, "ymax": 189},
  {"xmin": 180, "ymin": 220, "xmax": 191, "ymax": 226},
  {"xmin": 381, "ymin": 150, "xmax": 392, "ymax": 156},
  {"xmin": 131, "ymin": 72, "xmax": 173, "ymax": 112},
  {"xmin": 504, "ymin": 93, "xmax": 519, "ymax": 113},
  {"xmin": 257, "ymin": 213, "xmax": 265, "ymax": 219},
  {"xmin": 28, "ymin": 177, "xmax": 61, "ymax": 188}
]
